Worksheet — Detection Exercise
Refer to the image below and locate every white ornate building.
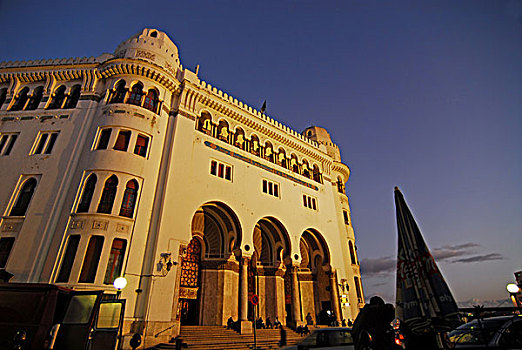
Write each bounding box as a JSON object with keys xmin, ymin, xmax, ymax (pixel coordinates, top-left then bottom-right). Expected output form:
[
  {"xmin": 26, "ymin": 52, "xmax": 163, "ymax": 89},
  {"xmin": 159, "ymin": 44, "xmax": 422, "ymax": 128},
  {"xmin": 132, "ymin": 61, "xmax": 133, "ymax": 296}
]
[{"xmin": 0, "ymin": 28, "xmax": 364, "ymax": 345}]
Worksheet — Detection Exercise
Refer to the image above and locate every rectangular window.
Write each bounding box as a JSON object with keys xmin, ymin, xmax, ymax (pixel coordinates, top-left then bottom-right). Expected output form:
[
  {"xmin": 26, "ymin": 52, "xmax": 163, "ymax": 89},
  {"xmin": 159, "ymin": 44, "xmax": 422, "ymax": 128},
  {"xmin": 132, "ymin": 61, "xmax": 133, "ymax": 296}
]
[
  {"xmin": 103, "ymin": 239, "xmax": 127, "ymax": 284},
  {"xmin": 79, "ymin": 236, "xmax": 104, "ymax": 283},
  {"xmin": 113, "ymin": 130, "xmax": 131, "ymax": 151},
  {"xmin": 262, "ymin": 179, "xmax": 280, "ymax": 198},
  {"xmin": 56, "ymin": 235, "xmax": 80, "ymax": 283},
  {"xmin": 133, "ymin": 134, "xmax": 149, "ymax": 157},
  {"xmin": 303, "ymin": 194, "xmax": 318, "ymax": 211},
  {"xmin": 210, "ymin": 160, "xmax": 232, "ymax": 181},
  {"xmin": 0, "ymin": 237, "xmax": 15, "ymax": 268},
  {"xmin": 343, "ymin": 210, "xmax": 350, "ymax": 225},
  {"xmin": 0, "ymin": 133, "xmax": 19, "ymax": 156},
  {"xmin": 97, "ymin": 128, "xmax": 112, "ymax": 150},
  {"xmin": 32, "ymin": 131, "xmax": 59, "ymax": 155}
]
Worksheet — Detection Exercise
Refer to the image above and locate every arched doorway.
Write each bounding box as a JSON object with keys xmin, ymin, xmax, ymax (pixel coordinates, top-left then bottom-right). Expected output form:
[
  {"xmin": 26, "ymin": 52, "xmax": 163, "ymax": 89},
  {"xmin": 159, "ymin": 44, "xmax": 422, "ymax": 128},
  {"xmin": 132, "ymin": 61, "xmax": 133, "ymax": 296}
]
[
  {"xmin": 179, "ymin": 237, "xmax": 202, "ymax": 325},
  {"xmin": 179, "ymin": 202, "xmax": 242, "ymax": 325},
  {"xmin": 299, "ymin": 229, "xmax": 334, "ymax": 325},
  {"xmin": 251, "ymin": 217, "xmax": 291, "ymax": 324}
]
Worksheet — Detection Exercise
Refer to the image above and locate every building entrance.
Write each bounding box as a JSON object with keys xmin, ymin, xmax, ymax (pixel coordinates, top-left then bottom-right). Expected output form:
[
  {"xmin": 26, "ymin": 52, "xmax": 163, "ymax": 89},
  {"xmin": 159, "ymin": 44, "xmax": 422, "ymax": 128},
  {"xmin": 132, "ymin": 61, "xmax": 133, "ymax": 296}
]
[{"xmin": 178, "ymin": 238, "xmax": 201, "ymax": 325}]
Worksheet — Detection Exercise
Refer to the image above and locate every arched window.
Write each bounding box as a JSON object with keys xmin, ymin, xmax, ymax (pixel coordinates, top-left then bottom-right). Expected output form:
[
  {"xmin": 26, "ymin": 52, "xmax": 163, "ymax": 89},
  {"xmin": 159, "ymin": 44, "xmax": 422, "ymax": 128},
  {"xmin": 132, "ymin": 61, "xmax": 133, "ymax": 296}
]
[
  {"xmin": 0, "ymin": 88, "xmax": 7, "ymax": 109},
  {"xmin": 10, "ymin": 87, "xmax": 29, "ymax": 111},
  {"xmin": 10, "ymin": 178, "xmax": 37, "ymax": 216},
  {"xmin": 64, "ymin": 84, "xmax": 81, "ymax": 109},
  {"xmin": 290, "ymin": 154, "xmax": 299, "ymax": 173},
  {"xmin": 97, "ymin": 175, "xmax": 118, "ymax": 214},
  {"xmin": 25, "ymin": 86, "xmax": 44, "ymax": 110},
  {"xmin": 127, "ymin": 82, "xmax": 144, "ymax": 106},
  {"xmin": 197, "ymin": 112, "xmax": 213, "ymax": 134},
  {"xmin": 103, "ymin": 239, "xmax": 127, "ymax": 284},
  {"xmin": 302, "ymin": 160, "xmax": 310, "ymax": 178},
  {"xmin": 119, "ymin": 180, "xmax": 138, "ymax": 218},
  {"xmin": 349, "ymin": 241, "xmax": 357, "ymax": 265},
  {"xmin": 79, "ymin": 235, "xmax": 104, "ymax": 283},
  {"xmin": 264, "ymin": 142, "xmax": 274, "ymax": 162},
  {"xmin": 47, "ymin": 85, "xmax": 66, "ymax": 109},
  {"xmin": 251, "ymin": 135, "xmax": 260, "ymax": 156},
  {"xmin": 278, "ymin": 149, "xmax": 287, "ymax": 168},
  {"xmin": 110, "ymin": 80, "xmax": 127, "ymax": 104},
  {"xmin": 337, "ymin": 177, "xmax": 345, "ymax": 193},
  {"xmin": 313, "ymin": 164, "xmax": 322, "ymax": 183},
  {"xmin": 217, "ymin": 120, "xmax": 229, "ymax": 142},
  {"xmin": 142, "ymin": 89, "xmax": 159, "ymax": 113},
  {"xmin": 77, "ymin": 174, "xmax": 97, "ymax": 213},
  {"xmin": 234, "ymin": 128, "xmax": 245, "ymax": 150}
]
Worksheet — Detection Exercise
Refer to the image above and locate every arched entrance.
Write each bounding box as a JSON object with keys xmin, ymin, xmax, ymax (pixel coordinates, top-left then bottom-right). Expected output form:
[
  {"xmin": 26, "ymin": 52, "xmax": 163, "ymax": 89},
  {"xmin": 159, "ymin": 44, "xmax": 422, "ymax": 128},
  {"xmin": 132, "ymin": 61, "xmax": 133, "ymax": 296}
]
[
  {"xmin": 178, "ymin": 202, "xmax": 242, "ymax": 325},
  {"xmin": 251, "ymin": 217, "xmax": 291, "ymax": 324},
  {"xmin": 298, "ymin": 229, "xmax": 335, "ymax": 325},
  {"xmin": 178, "ymin": 237, "xmax": 202, "ymax": 325}
]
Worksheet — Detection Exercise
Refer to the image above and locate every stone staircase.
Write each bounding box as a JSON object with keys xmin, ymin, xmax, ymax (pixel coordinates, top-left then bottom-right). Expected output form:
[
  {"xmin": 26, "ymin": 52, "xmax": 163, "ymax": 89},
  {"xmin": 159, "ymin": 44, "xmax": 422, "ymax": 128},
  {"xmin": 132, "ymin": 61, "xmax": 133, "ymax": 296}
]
[{"xmin": 149, "ymin": 325, "xmax": 306, "ymax": 350}]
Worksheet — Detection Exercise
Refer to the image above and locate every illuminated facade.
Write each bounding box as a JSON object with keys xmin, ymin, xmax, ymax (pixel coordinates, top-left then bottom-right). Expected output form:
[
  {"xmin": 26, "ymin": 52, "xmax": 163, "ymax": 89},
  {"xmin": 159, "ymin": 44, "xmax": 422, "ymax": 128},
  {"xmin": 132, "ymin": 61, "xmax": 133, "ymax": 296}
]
[{"xmin": 0, "ymin": 28, "xmax": 364, "ymax": 345}]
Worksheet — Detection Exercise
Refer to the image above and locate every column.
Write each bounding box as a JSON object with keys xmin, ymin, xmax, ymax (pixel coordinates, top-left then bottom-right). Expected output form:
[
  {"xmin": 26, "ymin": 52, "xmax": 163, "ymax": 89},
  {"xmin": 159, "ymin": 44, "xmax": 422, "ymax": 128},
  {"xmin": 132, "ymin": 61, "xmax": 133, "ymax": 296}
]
[
  {"xmin": 329, "ymin": 269, "xmax": 342, "ymax": 324},
  {"xmin": 239, "ymin": 256, "xmax": 252, "ymax": 334},
  {"xmin": 290, "ymin": 265, "xmax": 302, "ymax": 325}
]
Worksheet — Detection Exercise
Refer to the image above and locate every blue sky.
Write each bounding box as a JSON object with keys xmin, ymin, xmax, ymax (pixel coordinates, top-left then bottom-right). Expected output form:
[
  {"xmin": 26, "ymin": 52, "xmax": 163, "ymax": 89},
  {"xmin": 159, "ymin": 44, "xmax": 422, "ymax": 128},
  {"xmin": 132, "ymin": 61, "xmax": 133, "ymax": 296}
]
[{"xmin": 1, "ymin": 0, "xmax": 520, "ymax": 305}]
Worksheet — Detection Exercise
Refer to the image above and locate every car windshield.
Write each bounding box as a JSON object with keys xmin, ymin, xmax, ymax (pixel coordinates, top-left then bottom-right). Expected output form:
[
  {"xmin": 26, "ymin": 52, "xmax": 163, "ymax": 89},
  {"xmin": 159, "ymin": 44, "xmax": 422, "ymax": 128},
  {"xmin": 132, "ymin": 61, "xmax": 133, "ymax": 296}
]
[{"xmin": 449, "ymin": 318, "xmax": 507, "ymax": 345}]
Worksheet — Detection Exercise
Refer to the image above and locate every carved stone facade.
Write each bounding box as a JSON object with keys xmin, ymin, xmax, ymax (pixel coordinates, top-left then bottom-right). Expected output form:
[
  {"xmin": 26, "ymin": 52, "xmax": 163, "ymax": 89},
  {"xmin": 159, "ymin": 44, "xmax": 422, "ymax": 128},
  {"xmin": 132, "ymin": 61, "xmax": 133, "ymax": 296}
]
[{"xmin": 0, "ymin": 28, "xmax": 364, "ymax": 347}]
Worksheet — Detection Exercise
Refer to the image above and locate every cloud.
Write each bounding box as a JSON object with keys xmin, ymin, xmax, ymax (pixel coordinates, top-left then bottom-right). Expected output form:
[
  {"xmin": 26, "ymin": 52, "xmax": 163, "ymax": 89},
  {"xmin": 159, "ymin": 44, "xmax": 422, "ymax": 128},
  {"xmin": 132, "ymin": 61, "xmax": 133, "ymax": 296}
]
[
  {"xmin": 360, "ymin": 256, "xmax": 395, "ymax": 277},
  {"xmin": 360, "ymin": 242, "xmax": 504, "ymax": 277},
  {"xmin": 452, "ymin": 253, "xmax": 504, "ymax": 263}
]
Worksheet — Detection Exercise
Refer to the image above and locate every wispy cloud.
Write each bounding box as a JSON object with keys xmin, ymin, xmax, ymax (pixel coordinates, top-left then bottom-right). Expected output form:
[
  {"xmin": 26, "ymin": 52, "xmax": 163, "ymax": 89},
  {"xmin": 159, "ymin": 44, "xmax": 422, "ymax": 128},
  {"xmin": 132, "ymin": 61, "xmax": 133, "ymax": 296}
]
[
  {"xmin": 452, "ymin": 253, "xmax": 504, "ymax": 263},
  {"xmin": 360, "ymin": 242, "xmax": 504, "ymax": 277}
]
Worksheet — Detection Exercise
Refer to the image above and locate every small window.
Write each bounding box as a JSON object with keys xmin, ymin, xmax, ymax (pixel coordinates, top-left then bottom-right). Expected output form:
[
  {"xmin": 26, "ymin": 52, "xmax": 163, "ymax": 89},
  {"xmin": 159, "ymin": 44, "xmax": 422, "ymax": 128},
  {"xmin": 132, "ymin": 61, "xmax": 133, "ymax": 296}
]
[
  {"xmin": 113, "ymin": 130, "xmax": 131, "ymax": 151},
  {"xmin": 0, "ymin": 88, "xmax": 7, "ymax": 109},
  {"xmin": 119, "ymin": 180, "xmax": 138, "ymax": 218},
  {"xmin": 10, "ymin": 178, "xmax": 37, "ymax": 216},
  {"xmin": 79, "ymin": 236, "xmax": 104, "ymax": 283},
  {"xmin": 349, "ymin": 241, "xmax": 357, "ymax": 265},
  {"xmin": 97, "ymin": 175, "xmax": 118, "ymax": 214},
  {"xmin": 32, "ymin": 132, "xmax": 59, "ymax": 155},
  {"xmin": 210, "ymin": 160, "xmax": 232, "ymax": 181},
  {"xmin": 0, "ymin": 133, "xmax": 19, "ymax": 156},
  {"xmin": 143, "ymin": 89, "xmax": 159, "ymax": 113},
  {"xmin": 64, "ymin": 85, "xmax": 81, "ymax": 109},
  {"xmin": 56, "ymin": 235, "xmax": 80, "ymax": 282},
  {"xmin": 96, "ymin": 129, "xmax": 112, "ymax": 150},
  {"xmin": 103, "ymin": 239, "xmax": 127, "ymax": 285},
  {"xmin": 25, "ymin": 86, "xmax": 44, "ymax": 110},
  {"xmin": 0, "ymin": 237, "xmax": 15, "ymax": 268},
  {"xmin": 10, "ymin": 87, "xmax": 29, "ymax": 111},
  {"xmin": 337, "ymin": 177, "xmax": 345, "ymax": 193},
  {"xmin": 262, "ymin": 179, "xmax": 279, "ymax": 198},
  {"xmin": 127, "ymin": 83, "xmax": 143, "ymax": 106},
  {"xmin": 343, "ymin": 210, "xmax": 350, "ymax": 225},
  {"xmin": 354, "ymin": 276, "xmax": 363, "ymax": 302},
  {"xmin": 302, "ymin": 194, "xmax": 318, "ymax": 211},
  {"xmin": 77, "ymin": 174, "xmax": 97, "ymax": 213},
  {"xmin": 134, "ymin": 135, "xmax": 149, "ymax": 157},
  {"xmin": 48, "ymin": 85, "xmax": 66, "ymax": 109},
  {"xmin": 110, "ymin": 81, "xmax": 127, "ymax": 104}
]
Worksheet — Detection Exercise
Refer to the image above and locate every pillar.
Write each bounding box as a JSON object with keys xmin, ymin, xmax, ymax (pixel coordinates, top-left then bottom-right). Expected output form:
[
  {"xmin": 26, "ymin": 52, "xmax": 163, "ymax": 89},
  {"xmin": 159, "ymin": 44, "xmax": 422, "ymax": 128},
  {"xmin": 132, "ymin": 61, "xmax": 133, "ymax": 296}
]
[
  {"xmin": 290, "ymin": 265, "xmax": 302, "ymax": 327},
  {"xmin": 329, "ymin": 269, "xmax": 342, "ymax": 324},
  {"xmin": 239, "ymin": 256, "xmax": 252, "ymax": 334}
]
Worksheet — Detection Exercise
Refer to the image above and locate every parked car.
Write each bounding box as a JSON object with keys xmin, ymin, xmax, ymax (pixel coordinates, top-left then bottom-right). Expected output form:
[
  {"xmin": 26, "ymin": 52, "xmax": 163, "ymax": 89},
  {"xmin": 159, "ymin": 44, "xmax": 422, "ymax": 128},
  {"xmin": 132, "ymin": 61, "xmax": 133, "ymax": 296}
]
[
  {"xmin": 448, "ymin": 315, "xmax": 522, "ymax": 349},
  {"xmin": 281, "ymin": 327, "xmax": 354, "ymax": 350},
  {"xmin": 0, "ymin": 283, "xmax": 125, "ymax": 350}
]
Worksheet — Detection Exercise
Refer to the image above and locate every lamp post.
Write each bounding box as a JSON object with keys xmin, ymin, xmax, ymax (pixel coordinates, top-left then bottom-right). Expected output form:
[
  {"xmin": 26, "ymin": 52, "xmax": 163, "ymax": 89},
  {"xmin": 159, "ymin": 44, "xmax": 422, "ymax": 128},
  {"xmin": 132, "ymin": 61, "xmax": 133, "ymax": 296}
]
[
  {"xmin": 506, "ymin": 283, "xmax": 521, "ymax": 308},
  {"xmin": 114, "ymin": 276, "xmax": 128, "ymax": 299}
]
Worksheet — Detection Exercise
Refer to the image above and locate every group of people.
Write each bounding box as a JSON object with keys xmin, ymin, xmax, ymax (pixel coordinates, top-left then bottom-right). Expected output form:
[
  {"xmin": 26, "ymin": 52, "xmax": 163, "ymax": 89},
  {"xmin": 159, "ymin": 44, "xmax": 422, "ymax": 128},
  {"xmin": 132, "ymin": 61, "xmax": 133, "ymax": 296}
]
[{"xmin": 226, "ymin": 316, "xmax": 283, "ymax": 331}]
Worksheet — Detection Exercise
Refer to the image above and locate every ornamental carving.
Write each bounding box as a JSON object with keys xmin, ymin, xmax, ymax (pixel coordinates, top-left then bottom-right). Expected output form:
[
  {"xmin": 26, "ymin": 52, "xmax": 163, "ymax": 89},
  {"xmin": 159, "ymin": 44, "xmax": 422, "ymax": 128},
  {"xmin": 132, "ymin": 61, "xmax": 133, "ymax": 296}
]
[
  {"xmin": 179, "ymin": 287, "xmax": 199, "ymax": 299},
  {"xmin": 92, "ymin": 220, "xmax": 108, "ymax": 230},
  {"xmin": 70, "ymin": 220, "xmax": 84, "ymax": 230},
  {"xmin": 136, "ymin": 50, "xmax": 156, "ymax": 61}
]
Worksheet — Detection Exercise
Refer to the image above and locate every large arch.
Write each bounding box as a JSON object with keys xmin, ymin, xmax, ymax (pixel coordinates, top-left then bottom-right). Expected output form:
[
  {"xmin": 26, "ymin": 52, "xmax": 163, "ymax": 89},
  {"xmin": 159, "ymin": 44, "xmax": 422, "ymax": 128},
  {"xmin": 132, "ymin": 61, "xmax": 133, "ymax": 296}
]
[
  {"xmin": 251, "ymin": 217, "xmax": 291, "ymax": 323},
  {"xmin": 298, "ymin": 228, "xmax": 338, "ymax": 326},
  {"xmin": 177, "ymin": 202, "xmax": 242, "ymax": 326}
]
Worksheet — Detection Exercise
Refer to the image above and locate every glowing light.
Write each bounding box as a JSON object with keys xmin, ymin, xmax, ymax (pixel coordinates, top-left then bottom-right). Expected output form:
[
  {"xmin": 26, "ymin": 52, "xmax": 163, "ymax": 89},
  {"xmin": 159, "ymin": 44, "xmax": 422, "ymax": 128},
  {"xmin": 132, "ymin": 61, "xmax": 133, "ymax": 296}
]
[
  {"xmin": 113, "ymin": 276, "xmax": 128, "ymax": 290},
  {"xmin": 507, "ymin": 283, "xmax": 520, "ymax": 294}
]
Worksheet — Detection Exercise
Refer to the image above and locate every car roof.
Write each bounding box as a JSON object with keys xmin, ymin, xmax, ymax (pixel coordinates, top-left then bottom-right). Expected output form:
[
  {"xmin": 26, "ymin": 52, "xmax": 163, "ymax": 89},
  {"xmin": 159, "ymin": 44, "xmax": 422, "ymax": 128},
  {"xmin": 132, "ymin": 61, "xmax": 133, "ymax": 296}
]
[{"xmin": 457, "ymin": 315, "xmax": 521, "ymax": 329}]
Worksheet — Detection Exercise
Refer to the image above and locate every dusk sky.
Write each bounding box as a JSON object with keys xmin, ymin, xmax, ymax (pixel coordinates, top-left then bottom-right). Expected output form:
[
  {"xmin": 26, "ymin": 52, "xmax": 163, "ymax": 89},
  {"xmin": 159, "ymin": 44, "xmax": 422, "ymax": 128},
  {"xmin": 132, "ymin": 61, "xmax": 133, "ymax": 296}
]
[{"xmin": 1, "ymin": 0, "xmax": 520, "ymax": 305}]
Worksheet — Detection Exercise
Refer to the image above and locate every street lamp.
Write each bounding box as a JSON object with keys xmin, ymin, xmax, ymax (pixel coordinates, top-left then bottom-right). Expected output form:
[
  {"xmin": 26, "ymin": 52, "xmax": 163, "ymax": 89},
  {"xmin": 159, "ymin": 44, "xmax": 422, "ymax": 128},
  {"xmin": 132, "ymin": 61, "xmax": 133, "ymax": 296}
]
[
  {"xmin": 114, "ymin": 276, "xmax": 128, "ymax": 298},
  {"xmin": 506, "ymin": 283, "xmax": 520, "ymax": 308}
]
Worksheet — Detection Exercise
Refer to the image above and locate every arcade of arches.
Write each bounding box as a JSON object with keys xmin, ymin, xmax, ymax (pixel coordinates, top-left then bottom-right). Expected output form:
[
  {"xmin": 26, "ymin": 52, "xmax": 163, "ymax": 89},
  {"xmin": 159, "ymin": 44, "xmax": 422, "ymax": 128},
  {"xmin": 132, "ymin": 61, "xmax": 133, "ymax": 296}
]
[{"xmin": 176, "ymin": 202, "xmax": 344, "ymax": 330}]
